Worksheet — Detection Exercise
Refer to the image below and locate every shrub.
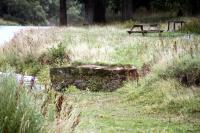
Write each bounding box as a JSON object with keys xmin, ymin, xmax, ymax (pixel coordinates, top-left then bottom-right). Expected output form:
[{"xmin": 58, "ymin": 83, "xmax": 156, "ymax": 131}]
[
  {"xmin": 180, "ymin": 19, "xmax": 200, "ymax": 34},
  {"xmin": 157, "ymin": 56, "xmax": 200, "ymax": 86},
  {"xmin": 4, "ymin": 53, "xmax": 42, "ymax": 76},
  {"xmin": 0, "ymin": 76, "xmax": 44, "ymax": 133},
  {"xmin": 38, "ymin": 43, "xmax": 70, "ymax": 66},
  {"xmin": 22, "ymin": 55, "xmax": 42, "ymax": 76}
]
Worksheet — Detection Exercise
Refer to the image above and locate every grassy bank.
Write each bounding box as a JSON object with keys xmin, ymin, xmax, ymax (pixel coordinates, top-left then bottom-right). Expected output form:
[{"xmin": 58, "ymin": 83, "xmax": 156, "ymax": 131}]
[
  {"xmin": 1, "ymin": 25, "xmax": 199, "ymax": 78},
  {"xmin": 0, "ymin": 24, "xmax": 200, "ymax": 132},
  {"xmin": 63, "ymin": 56, "xmax": 200, "ymax": 133}
]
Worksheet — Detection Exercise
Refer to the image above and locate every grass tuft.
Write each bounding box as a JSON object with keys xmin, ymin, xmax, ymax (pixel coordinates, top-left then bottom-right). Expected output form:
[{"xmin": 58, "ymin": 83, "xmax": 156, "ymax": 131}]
[{"xmin": 0, "ymin": 76, "xmax": 44, "ymax": 133}]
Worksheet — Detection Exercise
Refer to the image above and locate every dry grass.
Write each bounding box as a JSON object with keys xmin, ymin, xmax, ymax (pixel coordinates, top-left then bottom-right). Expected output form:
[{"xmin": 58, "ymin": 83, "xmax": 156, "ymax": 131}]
[
  {"xmin": 0, "ymin": 25, "xmax": 200, "ymax": 132},
  {"xmin": 1, "ymin": 25, "xmax": 199, "ymax": 67},
  {"xmin": 0, "ymin": 27, "xmax": 65, "ymax": 59}
]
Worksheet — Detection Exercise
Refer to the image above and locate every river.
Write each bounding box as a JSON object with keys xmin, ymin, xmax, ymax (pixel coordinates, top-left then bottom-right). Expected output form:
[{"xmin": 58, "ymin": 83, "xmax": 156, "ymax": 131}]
[{"xmin": 0, "ymin": 26, "xmax": 50, "ymax": 46}]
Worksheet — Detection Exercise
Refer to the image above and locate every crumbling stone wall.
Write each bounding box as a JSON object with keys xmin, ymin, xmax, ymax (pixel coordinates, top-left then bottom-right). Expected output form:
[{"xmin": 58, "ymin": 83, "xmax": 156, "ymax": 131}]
[{"xmin": 50, "ymin": 65, "xmax": 138, "ymax": 91}]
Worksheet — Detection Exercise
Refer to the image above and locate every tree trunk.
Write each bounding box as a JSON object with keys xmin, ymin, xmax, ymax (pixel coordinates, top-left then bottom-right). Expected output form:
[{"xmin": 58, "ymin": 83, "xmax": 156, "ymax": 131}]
[
  {"xmin": 84, "ymin": 0, "xmax": 94, "ymax": 24},
  {"xmin": 93, "ymin": 0, "xmax": 106, "ymax": 23},
  {"xmin": 60, "ymin": 0, "xmax": 67, "ymax": 26},
  {"xmin": 121, "ymin": 0, "xmax": 133, "ymax": 21}
]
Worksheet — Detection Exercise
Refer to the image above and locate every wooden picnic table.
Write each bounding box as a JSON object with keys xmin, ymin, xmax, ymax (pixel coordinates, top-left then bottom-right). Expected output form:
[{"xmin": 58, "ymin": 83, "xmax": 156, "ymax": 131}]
[
  {"xmin": 127, "ymin": 24, "xmax": 164, "ymax": 36},
  {"xmin": 167, "ymin": 20, "xmax": 186, "ymax": 31}
]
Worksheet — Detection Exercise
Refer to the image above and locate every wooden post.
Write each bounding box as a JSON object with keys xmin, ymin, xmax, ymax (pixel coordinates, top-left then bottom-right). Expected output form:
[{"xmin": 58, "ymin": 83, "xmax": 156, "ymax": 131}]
[
  {"xmin": 173, "ymin": 22, "xmax": 176, "ymax": 31},
  {"xmin": 167, "ymin": 21, "xmax": 170, "ymax": 31}
]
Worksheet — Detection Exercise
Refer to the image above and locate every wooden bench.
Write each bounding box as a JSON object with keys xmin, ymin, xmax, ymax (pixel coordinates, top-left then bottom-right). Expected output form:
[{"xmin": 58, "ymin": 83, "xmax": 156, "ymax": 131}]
[
  {"xmin": 127, "ymin": 24, "xmax": 164, "ymax": 36},
  {"xmin": 167, "ymin": 20, "xmax": 186, "ymax": 31}
]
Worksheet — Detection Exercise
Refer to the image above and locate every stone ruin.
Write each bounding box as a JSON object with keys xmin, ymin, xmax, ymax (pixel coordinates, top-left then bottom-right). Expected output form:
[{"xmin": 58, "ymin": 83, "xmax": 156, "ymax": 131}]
[{"xmin": 50, "ymin": 64, "xmax": 138, "ymax": 91}]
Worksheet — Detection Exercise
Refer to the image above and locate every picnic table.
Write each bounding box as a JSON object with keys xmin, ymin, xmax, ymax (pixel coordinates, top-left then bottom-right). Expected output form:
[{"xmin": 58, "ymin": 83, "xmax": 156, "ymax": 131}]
[
  {"xmin": 167, "ymin": 20, "xmax": 186, "ymax": 31},
  {"xmin": 127, "ymin": 24, "xmax": 164, "ymax": 36}
]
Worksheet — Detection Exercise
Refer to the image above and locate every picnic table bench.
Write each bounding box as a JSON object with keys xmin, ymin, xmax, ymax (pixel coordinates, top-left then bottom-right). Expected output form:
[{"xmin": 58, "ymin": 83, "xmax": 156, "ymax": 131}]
[
  {"xmin": 167, "ymin": 20, "xmax": 186, "ymax": 31},
  {"xmin": 127, "ymin": 24, "xmax": 164, "ymax": 36}
]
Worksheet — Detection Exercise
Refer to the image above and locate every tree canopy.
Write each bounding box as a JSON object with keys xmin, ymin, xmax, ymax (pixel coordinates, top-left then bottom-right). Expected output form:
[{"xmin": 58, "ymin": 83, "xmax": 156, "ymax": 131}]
[{"xmin": 0, "ymin": 0, "xmax": 199, "ymax": 25}]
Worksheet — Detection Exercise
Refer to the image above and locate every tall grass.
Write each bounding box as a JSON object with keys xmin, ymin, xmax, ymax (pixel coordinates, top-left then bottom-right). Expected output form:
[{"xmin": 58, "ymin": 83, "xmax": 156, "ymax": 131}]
[
  {"xmin": 0, "ymin": 76, "xmax": 44, "ymax": 133},
  {"xmin": 180, "ymin": 19, "xmax": 200, "ymax": 34},
  {"xmin": 1, "ymin": 25, "xmax": 199, "ymax": 68},
  {"xmin": 128, "ymin": 56, "xmax": 200, "ymax": 116}
]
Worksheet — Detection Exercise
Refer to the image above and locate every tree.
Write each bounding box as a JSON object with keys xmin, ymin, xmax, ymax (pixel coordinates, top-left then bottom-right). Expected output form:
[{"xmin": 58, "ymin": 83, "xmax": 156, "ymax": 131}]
[
  {"xmin": 121, "ymin": 0, "xmax": 133, "ymax": 20},
  {"xmin": 60, "ymin": 0, "xmax": 67, "ymax": 25},
  {"xmin": 93, "ymin": 0, "xmax": 106, "ymax": 23},
  {"xmin": 82, "ymin": 0, "xmax": 106, "ymax": 24},
  {"xmin": 84, "ymin": 0, "xmax": 94, "ymax": 24}
]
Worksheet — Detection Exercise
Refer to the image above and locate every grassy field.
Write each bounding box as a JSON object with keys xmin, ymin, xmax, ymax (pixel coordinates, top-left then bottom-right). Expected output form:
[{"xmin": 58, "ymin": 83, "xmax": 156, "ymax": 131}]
[{"xmin": 0, "ymin": 23, "xmax": 200, "ymax": 132}]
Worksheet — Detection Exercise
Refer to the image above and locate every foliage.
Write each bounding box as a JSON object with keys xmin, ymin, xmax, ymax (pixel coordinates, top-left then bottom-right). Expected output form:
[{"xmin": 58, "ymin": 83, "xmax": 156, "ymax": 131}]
[
  {"xmin": 0, "ymin": 76, "xmax": 44, "ymax": 133},
  {"xmin": 133, "ymin": 12, "xmax": 176, "ymax": 23},
  {"xmin": 3, "ymin": 53, "xmax": 42, "ymax": 75},
  {"xmin": 180, "ymin": 19, "xmax": 200, "ymax": 34},
  {"xmin": 0, "ymin": 0, "xmax": 47, "ymax": 24},
  {"xmin": 157, "ymin": 56, "xmax": 200, "ymax": 86},
  {"xmin": 38, "ymin": 43, "xmax": 70, "ymax": 66},
  {"xmin": 0, "ymin": 0, "xmax": 60, "ymax": 24},
  {"xmin": 128, "ymin": 56, "xmax": 200, "ymax": 116}
]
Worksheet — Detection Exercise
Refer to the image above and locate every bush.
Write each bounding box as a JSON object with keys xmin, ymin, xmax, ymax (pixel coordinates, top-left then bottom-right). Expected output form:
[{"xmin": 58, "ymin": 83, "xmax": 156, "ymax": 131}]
[
  {"xmin": 38, "ymin": 43, "xmax": 70, "ymax": 66},
  {"xmin": 158, "ymin": 56, "xmax": 200, "ymax": 86},
  {"xmin": 4, "ymin": 53, "xmax": 42, "ymax": 76},
  {"xmin": 180, "ymin": 19, "xmax": 200, "ymax": 34},
  {"xmin": 0, "ymin": 76, "xmax": 44, "ymax": 133}
]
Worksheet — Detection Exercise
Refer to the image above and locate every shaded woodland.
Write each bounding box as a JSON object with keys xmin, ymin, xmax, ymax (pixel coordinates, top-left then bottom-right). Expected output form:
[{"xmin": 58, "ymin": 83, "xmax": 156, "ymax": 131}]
[{"xmin": 0, "ymin": 0, "xmax": 199, "ymax": 25}]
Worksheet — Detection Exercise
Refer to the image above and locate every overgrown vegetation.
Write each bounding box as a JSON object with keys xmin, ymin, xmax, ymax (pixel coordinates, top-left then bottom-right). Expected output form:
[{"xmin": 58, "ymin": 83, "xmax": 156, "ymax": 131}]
[
  {"xmin": 158, "ymin": 56, "xmax": 200, "ymax": 86},
  {"xmin": 180, "ymin": 19, "xmax": 200, "ymax": 34},
  {"xmin": 0, "ymin": 23, "xmax": 200, "ymax": 132},
  {"xmin": 0, "ymin": 76, "xmax": 81, "ymax": 133},
  {"xmin": 0, "ymin": 76, "xmax": 44, "ymax": 133},
  {"xmin": 39, "ymin": 43, "xmax": 70, "ymax": 66},
  {"xmin": 126, "ymin": 56, "xmax": 200, "ymax": 131},
  {"xmin": 0, "ymin": 28, "xmax": 69, "ymax": 84}
]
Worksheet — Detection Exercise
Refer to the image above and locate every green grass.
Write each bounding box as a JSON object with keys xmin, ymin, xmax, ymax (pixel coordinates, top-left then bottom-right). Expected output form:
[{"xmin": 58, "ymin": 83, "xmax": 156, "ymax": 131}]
[
  {"xmin": 64, "ymin": 56, "xmax": 200, "ymax": 133},
  {"xmin": 65, "ymin": 82, "xmax": 199, "ymax": 132},
  {"xmin": 0, "ymin": 76, "xmax": 44, "ymax": 133},
  {"xmin": 0, "ymin": 23, "xmax": 200, "ymax": 132}
]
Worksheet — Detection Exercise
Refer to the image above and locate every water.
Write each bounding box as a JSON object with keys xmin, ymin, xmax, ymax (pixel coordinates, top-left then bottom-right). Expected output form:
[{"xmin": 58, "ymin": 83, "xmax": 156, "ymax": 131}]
[
  {"xmin": 0, "ymin": 26, "xmax": 50, "ymax": 46},
  {"xmin": 0, "ymin": 26, "xmax": 26, "ymax": 45}
]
